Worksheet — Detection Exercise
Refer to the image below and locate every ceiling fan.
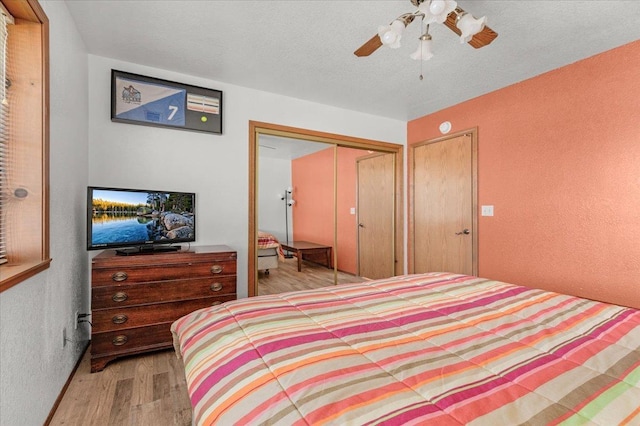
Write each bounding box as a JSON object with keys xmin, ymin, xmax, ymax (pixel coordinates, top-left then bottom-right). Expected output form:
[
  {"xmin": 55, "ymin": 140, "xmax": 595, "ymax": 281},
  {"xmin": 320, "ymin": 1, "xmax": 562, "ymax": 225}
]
[{"xmin": 354, "ymin": 0, "xmax": 497, "ymax": 59}]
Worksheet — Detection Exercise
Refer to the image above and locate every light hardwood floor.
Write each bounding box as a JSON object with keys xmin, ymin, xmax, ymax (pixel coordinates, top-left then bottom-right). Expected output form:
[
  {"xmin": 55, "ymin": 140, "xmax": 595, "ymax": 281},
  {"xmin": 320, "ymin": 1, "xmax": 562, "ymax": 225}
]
[
  {"xmin": 49, "ymin": 347, "xmax": 191, "ymax": 426},
  {"xmin": 51, "ymin": 257, "xmax": 363, "ymax": 425},
  {"xmin": 258, "ymin": 256, "xmax": 365, "ymax": 295}
]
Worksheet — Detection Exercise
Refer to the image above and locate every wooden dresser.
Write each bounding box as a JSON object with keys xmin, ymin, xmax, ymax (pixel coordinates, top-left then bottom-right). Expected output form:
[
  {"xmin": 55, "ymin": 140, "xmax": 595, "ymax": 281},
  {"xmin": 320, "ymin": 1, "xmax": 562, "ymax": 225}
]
[{"xmin": 90, "ymin": 245, "xmax": 236, "ymax": 372}]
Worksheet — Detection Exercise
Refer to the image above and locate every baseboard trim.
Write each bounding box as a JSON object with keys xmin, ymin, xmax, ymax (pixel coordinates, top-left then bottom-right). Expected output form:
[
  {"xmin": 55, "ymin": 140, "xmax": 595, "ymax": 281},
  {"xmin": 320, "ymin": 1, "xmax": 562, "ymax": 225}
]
[{"xmin": 44, "ymin": 341, "xmax": 90, "ymax": 425}]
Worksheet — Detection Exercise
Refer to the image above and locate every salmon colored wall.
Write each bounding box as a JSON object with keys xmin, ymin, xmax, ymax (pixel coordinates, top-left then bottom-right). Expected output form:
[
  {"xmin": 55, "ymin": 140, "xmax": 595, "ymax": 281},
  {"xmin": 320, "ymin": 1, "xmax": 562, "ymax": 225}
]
[
  {"xmin": 408, "ymin": 40, "xmax": 640, "ymax": 309},
  {"xmin": 291, "ymin": 148, "xmax": 334, "ymax": 252},
  {"xmin": 291, "ymin": 147, "xmax": 362, "ymax": 274}
]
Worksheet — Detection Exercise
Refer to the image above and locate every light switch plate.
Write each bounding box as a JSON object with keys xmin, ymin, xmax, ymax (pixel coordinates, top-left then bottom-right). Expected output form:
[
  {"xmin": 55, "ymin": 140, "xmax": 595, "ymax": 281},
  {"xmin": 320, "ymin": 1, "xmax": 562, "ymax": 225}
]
[
  {"xmin": 481, "ymin": 205, "xmax": 494, "ymax": 216},
  {"xmin": 350, "ymin": 207, "xmax": 356, "ymax": 215}
]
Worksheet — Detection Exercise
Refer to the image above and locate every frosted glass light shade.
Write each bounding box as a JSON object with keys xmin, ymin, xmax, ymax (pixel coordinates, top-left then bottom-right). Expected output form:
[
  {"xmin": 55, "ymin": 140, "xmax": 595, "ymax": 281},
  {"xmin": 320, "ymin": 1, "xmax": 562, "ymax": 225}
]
[
  {"xmin": 456, "ymin": 13, "xmax": 487, "ymax": 43},
  {"xmin": 410, "ymin": 37, "xmax": 434, "ymax": 61},
  {"xmin": 429, "ymin": 0, "xmax": 446, "ymax": 15},
  {"xmin": 378, "ymin": 19, "xmax": 405, "ymax": 48},
  {"xmin": 418, "ymin": 0, "xmax": 457, "ymax": 24}
]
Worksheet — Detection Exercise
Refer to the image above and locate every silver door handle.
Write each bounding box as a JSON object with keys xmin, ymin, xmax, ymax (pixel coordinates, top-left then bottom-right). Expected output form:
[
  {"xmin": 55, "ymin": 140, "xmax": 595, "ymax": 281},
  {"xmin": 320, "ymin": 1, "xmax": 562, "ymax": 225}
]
[{"xmin": 455, "ymin": 229, "xmax": 470, "ymax": 235}]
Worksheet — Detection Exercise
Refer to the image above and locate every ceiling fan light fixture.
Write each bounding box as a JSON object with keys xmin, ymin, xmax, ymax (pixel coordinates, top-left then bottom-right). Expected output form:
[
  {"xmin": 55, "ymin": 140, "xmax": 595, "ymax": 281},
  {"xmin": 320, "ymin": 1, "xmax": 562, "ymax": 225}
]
[
  {"xmin": 354, "ymin": 0, "xmax": 497, "ymax": 60},
  {"xmin": 378, "ymin": 19, "xmax": 405, "ymax": 48},
  {"xmin": 418, "ymin": 0, "xmax": 457, "ymax": 24},
  {"xmin": 456, "ymin": 13, "xmax": 487, "ymax": 43},
  {"xmin": 410, "ymin": 33, "xmax": 433, "ymax": 61},
  {"xmin": 429, "ymin": 0, "xmax": 446, "ymax": 15}
]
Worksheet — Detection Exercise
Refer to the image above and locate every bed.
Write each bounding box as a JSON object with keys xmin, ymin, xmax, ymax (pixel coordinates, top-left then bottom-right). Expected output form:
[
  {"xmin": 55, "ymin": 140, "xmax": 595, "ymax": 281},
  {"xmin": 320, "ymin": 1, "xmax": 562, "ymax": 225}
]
[
  {"xmin": 171, "ymin": 273, "xmax": 640, "ymax": 425},
  {"xmin": 257, "ymin": 231, "xmax": 284, "ymax": 274}
]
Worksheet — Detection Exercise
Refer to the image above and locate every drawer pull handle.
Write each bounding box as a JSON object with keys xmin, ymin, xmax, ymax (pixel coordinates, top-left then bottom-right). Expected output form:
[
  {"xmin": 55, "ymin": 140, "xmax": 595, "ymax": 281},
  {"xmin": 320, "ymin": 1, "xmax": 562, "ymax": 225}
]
[
  {"xmin": 211, "ymin": 265, "xmax": 223, "ymax": 274},
  {"xmin": 111, "ymin": 271, "xmax": 128, "ymax": 282},
  {"xmin": 112, "ymin": 292, "xmax": 128, "ymax": 303},
  {"xmin": 112, "ymin": 335, "xmax": 128, "ymax": 346},
  {"xmin": 112, "ymin": 314, "xmax": 128, "ymax": 324},
  {"xmin": 212, "ymin": 301, "xmax": 222, "ymax": 306},
  {"xmin": 210, "ymin": 282, "xmax": 223, "ymax": 292}
]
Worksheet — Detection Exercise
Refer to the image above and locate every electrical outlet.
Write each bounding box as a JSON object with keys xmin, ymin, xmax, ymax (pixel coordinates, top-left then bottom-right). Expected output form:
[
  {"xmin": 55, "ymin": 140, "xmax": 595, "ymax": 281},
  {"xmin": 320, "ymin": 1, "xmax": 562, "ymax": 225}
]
[
  {"xmin": 74, "ymin": 311, "xmax": 79, "ymax": 330},
  {"xmin": 63, "ymin": 327, "xmax": 67, "ymax": 347}
]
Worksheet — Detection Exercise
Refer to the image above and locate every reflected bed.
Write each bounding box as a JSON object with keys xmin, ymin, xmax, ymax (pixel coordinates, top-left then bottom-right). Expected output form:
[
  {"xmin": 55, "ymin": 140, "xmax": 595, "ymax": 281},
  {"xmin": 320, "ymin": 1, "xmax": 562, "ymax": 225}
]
[{"xmin": 257, "ymin": 231, "xmax": 284, "ymax": 274}]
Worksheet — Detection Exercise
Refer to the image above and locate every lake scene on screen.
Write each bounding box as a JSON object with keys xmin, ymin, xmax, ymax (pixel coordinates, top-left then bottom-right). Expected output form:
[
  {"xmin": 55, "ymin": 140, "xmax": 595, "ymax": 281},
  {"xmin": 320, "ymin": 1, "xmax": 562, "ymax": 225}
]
[{"xmin": 91, "ymin": 189, "xmax": 194, "ymax": 245}]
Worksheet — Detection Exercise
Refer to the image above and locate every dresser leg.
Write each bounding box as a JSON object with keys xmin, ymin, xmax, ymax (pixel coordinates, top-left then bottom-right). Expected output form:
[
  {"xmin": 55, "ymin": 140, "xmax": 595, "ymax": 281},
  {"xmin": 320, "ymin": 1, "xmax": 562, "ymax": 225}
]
[{"xmin": 90, "ymin": 357, "xmax": 110, "ymax": 373}]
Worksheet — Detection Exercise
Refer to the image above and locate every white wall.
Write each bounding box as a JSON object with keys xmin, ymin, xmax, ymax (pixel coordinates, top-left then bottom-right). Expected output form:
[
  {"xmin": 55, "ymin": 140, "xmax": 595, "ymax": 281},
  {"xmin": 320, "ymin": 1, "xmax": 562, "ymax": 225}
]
[
  {"xmin": 0, "ymin": 3, "xmax": 404, "ymax": 422},
  {"xmin": 88, "ymin": 55, "xmax": 406, "ymax": 297},
  {"xmin": 0, "ymin": 1, "xmax": 89, "ymax": 425},
  {"xmin": 258, "ymin": 156, "xmax": 293, "ymax": 243}
]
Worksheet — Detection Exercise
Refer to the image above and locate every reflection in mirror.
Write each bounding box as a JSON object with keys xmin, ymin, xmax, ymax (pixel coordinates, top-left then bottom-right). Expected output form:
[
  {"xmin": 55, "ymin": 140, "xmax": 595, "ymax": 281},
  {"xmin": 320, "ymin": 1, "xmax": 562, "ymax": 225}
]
[
  {"xmin": 336, "ymin": 148, "xmax": 396, "ymax": 284},
  {"xmin": 256, "ymin": 135, "xmax": 400, "ymax": 296},
  {"xmin": 248, "ymin": 122, "xmax": 405, "ymax": 296},
  {"xmin": 257, "ymin": 136, "xmax": 336, "ymax": 296},
  {"xmin": 355, "ymin": 151, "xmax": 396, "ymax": 280}
]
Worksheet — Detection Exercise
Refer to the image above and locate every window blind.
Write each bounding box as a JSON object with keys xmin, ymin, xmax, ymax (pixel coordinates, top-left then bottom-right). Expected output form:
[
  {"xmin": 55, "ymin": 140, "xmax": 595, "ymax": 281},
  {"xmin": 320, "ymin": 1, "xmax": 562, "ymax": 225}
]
[{"xmin": 0, "ymin": 10, "xmax": 10, "ymax": 265}]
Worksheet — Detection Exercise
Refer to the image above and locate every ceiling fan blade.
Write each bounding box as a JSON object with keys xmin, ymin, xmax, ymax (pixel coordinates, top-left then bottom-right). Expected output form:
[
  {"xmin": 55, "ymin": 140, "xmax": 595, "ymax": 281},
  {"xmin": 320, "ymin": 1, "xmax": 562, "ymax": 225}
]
[
  {"xmin": 354, "ymin": 13, "xmax": 417, "ymax": 57},
  {"xmin": 354, "ymin": 34, "xmax": 383, "ymax": 57},
  {"xmin": 443, "ymin": 7, "xmax": 498, "ymax": 49}
]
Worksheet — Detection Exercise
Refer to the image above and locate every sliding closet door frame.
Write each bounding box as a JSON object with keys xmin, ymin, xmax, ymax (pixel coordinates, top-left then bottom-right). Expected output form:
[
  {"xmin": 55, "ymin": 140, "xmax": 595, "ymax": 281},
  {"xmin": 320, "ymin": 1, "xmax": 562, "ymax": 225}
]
[{"xmin": 248, "ymin": 121, "xmax": 404, "ymax": 297}]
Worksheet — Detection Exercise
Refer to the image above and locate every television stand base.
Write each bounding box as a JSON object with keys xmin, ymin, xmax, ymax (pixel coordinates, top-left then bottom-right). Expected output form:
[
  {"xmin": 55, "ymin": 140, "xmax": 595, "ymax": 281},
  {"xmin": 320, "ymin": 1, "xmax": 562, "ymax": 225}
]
[{"xmin": 115, "ymin": 245, "xmax": 181, "ymax": 256}]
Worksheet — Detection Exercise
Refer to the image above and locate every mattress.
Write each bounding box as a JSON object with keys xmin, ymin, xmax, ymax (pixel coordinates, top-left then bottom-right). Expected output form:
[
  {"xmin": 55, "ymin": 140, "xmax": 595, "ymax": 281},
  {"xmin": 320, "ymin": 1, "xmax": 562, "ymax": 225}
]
[
  {"xmin": 258, "ymin": 248, "xmax": 279, "ymax": 270},
  {"xmin": 171, "ymin": 273, "xmax": 640, "ymax": 425},
  {"xmin": 258, "ymin": 231, "xmax": 285, "ymax": 260}
]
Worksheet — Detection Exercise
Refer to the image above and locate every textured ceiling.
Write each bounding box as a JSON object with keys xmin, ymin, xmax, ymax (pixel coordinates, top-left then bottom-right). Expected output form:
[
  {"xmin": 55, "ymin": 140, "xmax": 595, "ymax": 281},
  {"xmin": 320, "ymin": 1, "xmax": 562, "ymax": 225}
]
[{"xmin": 65, "ymin": 0, "xmax": 640, "ymax": 121}]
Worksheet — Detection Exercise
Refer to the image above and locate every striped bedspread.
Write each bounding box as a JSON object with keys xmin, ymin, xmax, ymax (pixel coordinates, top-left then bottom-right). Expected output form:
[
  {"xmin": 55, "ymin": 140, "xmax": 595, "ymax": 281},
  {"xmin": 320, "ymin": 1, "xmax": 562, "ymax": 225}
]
[{"xmin": 171, "ymin": 273, "xmax": 640, "ymax": 425}]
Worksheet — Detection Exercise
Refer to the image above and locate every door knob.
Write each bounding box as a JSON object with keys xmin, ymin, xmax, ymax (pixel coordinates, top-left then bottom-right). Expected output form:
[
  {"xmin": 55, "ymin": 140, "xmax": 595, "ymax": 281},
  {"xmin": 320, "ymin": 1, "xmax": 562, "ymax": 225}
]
[
  {"xmin": 358, "ymin": 223, "xmax": 365, "ymax": 228},
  {"xmin": 455, "ymin": 229, "xmax": 470, "ymax": 235}
]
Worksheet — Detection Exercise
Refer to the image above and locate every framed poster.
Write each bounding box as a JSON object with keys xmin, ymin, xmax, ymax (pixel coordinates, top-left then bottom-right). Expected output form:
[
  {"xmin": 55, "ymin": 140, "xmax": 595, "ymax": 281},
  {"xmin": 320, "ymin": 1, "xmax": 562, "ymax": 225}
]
[{"xmin": 111, "ymin": 70, "xmax": 223, "ymax": 134}]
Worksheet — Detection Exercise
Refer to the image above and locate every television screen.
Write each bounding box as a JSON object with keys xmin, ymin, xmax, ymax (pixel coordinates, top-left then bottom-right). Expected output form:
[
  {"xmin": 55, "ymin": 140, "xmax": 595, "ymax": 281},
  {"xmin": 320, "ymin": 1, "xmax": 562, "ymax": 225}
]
[{"xmin": 87, "ymin": 186, "xmax": 195, "ymax": 254}]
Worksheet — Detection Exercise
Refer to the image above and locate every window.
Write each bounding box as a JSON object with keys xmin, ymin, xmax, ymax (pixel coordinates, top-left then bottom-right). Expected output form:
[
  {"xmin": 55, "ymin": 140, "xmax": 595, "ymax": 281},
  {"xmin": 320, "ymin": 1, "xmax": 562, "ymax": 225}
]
[
  {"xmin": 0, "ymin": 0, "xmax": 50, "ymax": 292},
  {"xmin": 0, "ymin": 9, "xmax": 9, "ymax": 265}
]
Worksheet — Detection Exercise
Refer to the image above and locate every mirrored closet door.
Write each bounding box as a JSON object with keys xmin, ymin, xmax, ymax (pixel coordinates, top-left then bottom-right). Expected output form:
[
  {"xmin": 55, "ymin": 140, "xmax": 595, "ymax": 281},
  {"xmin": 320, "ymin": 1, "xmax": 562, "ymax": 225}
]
[
  {"xmin": 257, "ymin": 136, "xmax": 335, "ymax": 295},
  {"xmin": 249, "ymin": 121, "xmax": 404, "ymax": 297}
]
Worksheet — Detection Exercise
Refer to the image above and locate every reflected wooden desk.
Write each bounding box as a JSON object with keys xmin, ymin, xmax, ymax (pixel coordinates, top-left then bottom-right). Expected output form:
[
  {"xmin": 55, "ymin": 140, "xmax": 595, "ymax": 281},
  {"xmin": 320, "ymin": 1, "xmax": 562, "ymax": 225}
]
[{"xmin": 280, "ymin": 241, "xmax": 332, "ymax": 272}]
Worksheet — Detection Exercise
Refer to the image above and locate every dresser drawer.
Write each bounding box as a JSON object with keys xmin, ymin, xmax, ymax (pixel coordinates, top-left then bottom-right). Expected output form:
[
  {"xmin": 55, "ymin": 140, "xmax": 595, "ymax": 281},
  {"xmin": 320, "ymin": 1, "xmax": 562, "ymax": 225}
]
[
  {"xmin": 92, "ymin": 263, "xmax": 192, "ymax": 286},
  {"xmin": 92, "ymin": 295, "xmax": 236, "ymax": 332},
  {"xmin": 92, "ymin": 276, "xmax": 236, "ymax": 309},
  {"xmin": 189, "ymin": 260, "xmax": 237, "ymax": 277},
  {"xmin": 91, "ymin": 323, "xmax": 174, "ymax": 356},
  {"xmin": 93, "ymin": 260, "xmax": 237, "ymax": 286}
]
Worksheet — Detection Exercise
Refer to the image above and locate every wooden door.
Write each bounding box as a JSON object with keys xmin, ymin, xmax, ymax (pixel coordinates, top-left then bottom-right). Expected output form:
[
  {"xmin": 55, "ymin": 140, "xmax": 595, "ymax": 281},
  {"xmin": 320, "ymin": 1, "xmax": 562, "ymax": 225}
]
[
  {"xmin": 412, "ymin": 132, "xmax": 476, "ymax": 275},
  {"xmin": 357, "ymin": 153, "xmax": 395, "ymax": 279}
]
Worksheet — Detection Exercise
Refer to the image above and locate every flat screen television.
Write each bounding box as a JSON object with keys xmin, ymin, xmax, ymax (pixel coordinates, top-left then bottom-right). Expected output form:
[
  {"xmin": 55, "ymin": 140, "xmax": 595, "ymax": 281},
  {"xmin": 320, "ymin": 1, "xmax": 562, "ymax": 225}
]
[{"xmin": 87, "ymin": 186, "xmax": 195, "ymax": 255}]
